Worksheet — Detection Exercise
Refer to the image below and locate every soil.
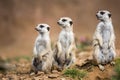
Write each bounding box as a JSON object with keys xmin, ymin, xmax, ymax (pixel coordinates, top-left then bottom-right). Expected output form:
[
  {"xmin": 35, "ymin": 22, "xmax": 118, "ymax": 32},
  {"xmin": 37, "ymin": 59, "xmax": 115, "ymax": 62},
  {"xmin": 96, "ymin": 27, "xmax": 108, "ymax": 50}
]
[{"xmin": 0, "ymin": 50, "xmax": 119, "ymax": 80}]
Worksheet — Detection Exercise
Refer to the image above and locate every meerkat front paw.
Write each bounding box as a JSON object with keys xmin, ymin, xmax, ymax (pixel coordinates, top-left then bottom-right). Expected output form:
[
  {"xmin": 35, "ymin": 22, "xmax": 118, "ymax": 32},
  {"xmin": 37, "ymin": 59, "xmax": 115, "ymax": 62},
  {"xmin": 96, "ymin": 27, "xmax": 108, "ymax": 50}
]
[
  {"xmin": 65, "ymin": 52, "xmax": 71, "ymax": 61},
  {"xmin": 98, "ymin": 64, "xmax": 105, "ymax": 71},
  {"xmin": 99, "ymin": 40, "xmax": 103, "ymax": 48}
]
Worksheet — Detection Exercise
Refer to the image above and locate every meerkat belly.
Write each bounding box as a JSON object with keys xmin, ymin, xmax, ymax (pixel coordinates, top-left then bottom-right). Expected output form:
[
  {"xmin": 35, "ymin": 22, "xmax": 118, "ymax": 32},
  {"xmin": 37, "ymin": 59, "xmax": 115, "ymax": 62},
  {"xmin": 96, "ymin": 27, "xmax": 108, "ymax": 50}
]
[
  {"xmin": 60, "ymin": 35, "xmax": 72, "ymax": 52},
  {"xmin": 59, "ymin": 38, "xmax": 70, "ymax": 62},
  {"xmin": 61, "ymin": 40, "xmax": 70, "ymax": 52},
  {"xmin": 99, "ymin": 28, "xmax": 113, "ymax": 63},
  {"xmin": 101, "ymin": 28, "xmax": 111, "ymax": 54},
  {"xmin": 58, "ymin": 34, "xmax": 72, "ymax": 65},
  {"xmin": 102, "ymin": 28, "xmax": 111, "ymax": 44}
]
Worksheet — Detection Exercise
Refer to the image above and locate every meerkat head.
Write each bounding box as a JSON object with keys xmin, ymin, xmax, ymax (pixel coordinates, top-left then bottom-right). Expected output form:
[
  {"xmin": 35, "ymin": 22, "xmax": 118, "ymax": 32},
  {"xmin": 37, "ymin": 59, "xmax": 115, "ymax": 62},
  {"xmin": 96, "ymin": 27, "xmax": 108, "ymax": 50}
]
[
  {"xmin": 35, "ymin": 24, "xmax": 50, "ymax": 34},
  {"xmin": 57, "ymin": 17, "xmax": 73, "ymax": 29},
  {"xmin": 96, "ymin": 10, "xmax": 111, "ymax": 21}
]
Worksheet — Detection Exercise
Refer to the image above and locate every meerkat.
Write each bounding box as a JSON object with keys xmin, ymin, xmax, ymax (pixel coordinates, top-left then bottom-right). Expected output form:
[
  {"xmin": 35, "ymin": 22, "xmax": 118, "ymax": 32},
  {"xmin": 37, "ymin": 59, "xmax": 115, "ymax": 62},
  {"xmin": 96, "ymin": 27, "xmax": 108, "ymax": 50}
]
[
  {"xmin": 93, "ymin": 10, "xmax": 116, "ymax": 71},
  {"xmin": 32, "ymin": 24, "xmax": 53, "ymax": 74},
  {"xmin": 53, "ymin": 17, "xmax": 76, "ymax": 70}
]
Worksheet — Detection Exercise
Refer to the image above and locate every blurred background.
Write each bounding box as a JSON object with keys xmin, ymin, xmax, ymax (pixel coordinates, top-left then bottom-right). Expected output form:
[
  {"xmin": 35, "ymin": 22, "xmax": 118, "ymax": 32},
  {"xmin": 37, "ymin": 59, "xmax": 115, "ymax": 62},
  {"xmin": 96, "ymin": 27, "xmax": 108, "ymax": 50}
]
[{"xmin": 0, "ymin": 0, "xmax": 120, "ymax": 58}]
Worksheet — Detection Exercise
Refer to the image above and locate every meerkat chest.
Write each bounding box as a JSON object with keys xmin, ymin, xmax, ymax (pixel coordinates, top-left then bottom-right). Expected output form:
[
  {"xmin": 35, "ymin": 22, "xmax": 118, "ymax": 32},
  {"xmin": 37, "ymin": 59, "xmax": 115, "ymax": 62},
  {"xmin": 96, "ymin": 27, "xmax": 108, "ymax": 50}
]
[
  {"xmin": 37, "ymin": 40, "xmax": 46, "ymax": 47},
  {"xmin": 59, "ymin": 31, "xmax": 74, "ymax": 48},
  {"xmin": 35, "ymin": 36, "xmax": 48, "ymax": 51},
  {"xmin": 101, "ymin": 23, "xmax": 112, "ymax": 42}
]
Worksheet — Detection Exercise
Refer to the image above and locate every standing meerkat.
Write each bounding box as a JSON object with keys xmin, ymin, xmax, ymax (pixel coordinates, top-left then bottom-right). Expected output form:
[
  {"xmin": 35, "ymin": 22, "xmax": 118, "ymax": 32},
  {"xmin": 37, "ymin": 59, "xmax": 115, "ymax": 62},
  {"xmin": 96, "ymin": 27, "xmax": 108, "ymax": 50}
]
[
  {"xmin": 32, "ymin": 24, "xmax": 53, "ymax": 74},
  {"xmin": 53, "ymin": 17, "xmax": 76, "ymax": 70},
  {"xmin": 93, "ymin": 10, "xmax": 116, "ymax": 71}
]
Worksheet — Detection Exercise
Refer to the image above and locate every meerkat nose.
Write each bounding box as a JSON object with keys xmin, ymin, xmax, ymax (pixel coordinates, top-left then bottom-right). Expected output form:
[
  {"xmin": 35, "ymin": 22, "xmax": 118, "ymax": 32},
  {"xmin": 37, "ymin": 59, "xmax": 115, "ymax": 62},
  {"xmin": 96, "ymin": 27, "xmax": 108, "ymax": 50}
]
[
  {"xmin": 96, "ymin": 14, "xmax": 98, "ymax": 17},
  {"xmin": 96, "ymin": 14, "xmax": 99, "ymax": 18},
  {"xmin": 35, "ymin": 28, "xmax": 38, "ymax": 31},
  {"xmin": 57, "ymin": 21, "xmax": 59, "ymax": 24}
]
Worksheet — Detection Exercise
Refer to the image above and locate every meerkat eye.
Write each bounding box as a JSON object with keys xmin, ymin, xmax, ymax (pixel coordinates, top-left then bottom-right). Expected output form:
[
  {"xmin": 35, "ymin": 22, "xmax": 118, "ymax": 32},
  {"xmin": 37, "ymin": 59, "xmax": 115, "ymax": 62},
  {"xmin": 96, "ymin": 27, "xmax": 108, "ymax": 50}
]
[
  {"xmin": 100, "ymin": 11, "xmax": 105, "ymax": 15},
  {"xmin": 108, "ymin": 13, "xmax": 111, "ymax": 18},
  {"xmin": 62, "ymin": 19, "xmax": 67, "ymax": 22},
  {"xmin": 47, "ymin": 27, "xmax": 50, "ymax": 31},
  {"xmin": 40, "ymin": 25, "xmax": 44, "ymax": 28},
  {"xmin": 69, "ymin": 21, "xmax": 73, "ymax": 25}
]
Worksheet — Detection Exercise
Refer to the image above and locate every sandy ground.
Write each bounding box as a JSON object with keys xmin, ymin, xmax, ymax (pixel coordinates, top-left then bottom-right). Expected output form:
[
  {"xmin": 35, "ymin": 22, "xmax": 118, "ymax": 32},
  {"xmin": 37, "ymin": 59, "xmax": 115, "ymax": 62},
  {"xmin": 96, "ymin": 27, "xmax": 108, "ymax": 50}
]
[{"xmin": 0, "ymin": 50, "xmax": 119, "ymax": 80}]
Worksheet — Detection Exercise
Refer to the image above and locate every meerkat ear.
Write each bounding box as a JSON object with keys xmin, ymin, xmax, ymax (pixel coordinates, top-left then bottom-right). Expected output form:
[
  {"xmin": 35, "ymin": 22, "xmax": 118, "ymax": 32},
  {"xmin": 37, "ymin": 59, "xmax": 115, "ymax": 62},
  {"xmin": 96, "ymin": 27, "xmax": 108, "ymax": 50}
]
[
  {"xmin": 47, "ymin": 27, "xmax": 50, "ymax": 31},
  {"xmin": 70, "ymin": 21, "xmax": 73, "ymax": 25},
  {"xmin": 108, "ymin": 13, "xmax": 111, "ymax": 18}
]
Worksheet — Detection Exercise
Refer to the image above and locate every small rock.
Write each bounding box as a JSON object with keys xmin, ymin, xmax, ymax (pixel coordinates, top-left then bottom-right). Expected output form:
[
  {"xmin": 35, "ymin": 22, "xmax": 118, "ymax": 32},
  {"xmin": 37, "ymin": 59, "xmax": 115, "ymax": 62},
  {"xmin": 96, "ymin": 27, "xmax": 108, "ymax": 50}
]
[
  {"xmin": 20, "ymin": 76, "xmax": 26, "ymax": 80},
  {"xmin": 35, "ymin": 71, "xmax": 44, "ymax": 77},
  {"xmin": 33, "ymin": 77, "xmax": 42, "ymax": 80},
  {"xmin": 30, "ymin": 72, "xmax": 35, "ymax": 76},
  {"xmin": 48, "ymin": 74, "xmax": 59, "ymax": 78},
  {"xmin": 30, "ymin": 71, "xmax": 44, "ymax": 77},
  {"xmin": 24, "ymin": 78, "xmax": 32, "ymax": 80},
  {"xmin": 37, "ymin": 71, "xmax": 44, "ymax": 75},
  {"xmin": 60, "ymin": 78, "xmax": 66, "ymax": 80},
  {"xmin": 52, "ymin": 70, "xmax": 59, "ymax": 73}
]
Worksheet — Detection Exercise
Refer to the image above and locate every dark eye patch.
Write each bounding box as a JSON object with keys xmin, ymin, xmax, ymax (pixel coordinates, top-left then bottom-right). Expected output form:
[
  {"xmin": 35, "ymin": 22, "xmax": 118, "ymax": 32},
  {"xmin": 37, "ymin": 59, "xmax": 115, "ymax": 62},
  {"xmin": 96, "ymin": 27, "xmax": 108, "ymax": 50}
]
[
  {"xmin": 47, "ymin": 27, "xmax": 50, "ymax": 31},
  {"xmin": 108, "ymin": 13, "xmax": 111, "ymax": 18},
  {"xmin": 40, "ymin": 25, "xmax": 44, "ymax": 28},
  {"xmin": 100, "ymin": 11, "xmax": 105, "ymax": 15},
  {"xmin": 69, "ymin": 21, "xmax": 73, "ymax": 25},
  {"xmin": 62, "ymin": 19, "xmax": 67, "ymax": 22}
]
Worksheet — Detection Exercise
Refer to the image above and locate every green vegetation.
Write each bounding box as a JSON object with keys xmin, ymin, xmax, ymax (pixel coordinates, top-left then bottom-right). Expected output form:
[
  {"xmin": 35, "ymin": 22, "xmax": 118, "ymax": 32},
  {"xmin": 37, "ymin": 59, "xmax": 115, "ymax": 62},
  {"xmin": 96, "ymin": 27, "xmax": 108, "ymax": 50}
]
[
  {"xmin": 63, "ymin": 68, "xmax": 87, "ymax": 80},
  {"xmin": 5, "ymin": 56, "xmax": 31, "ymax": 62},
  {"xmin": 112, "ymin": 58, "xmax": 120, "ymax": 80},
  {"xmin": 14, "ymin": 56, "xmax": 31, "ymax": 62}
]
